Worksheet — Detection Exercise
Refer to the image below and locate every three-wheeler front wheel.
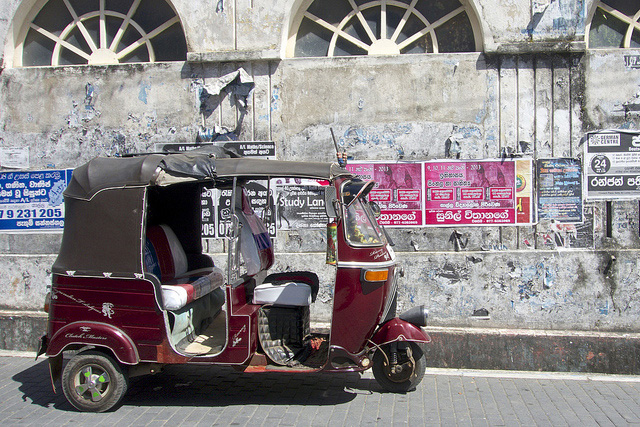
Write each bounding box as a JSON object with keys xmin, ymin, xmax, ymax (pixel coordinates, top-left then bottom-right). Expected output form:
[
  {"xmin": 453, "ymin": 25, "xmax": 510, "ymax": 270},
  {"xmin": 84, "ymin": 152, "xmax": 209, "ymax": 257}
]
[
  {"xmin": 61, "ymin": 351, "xmax": 128, "ymax": 412},
  {"xmin": 372, "ymin": 342, "xmax": 426, "ymax": 392}
]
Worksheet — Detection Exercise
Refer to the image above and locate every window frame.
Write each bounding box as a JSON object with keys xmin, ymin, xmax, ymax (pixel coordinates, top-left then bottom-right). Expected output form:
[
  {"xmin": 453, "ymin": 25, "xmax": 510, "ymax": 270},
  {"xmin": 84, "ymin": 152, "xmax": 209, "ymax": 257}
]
[
  {"xmin": 586, "ymin": 0, "xmax": 640, "ymax": 49},
  {"xmin": 9, "ymin": 0, "xmax": 187, "ymax": 68},
  {"xmin": 285, "ymin": 0, "xmax": 483, "ymax": 58}
]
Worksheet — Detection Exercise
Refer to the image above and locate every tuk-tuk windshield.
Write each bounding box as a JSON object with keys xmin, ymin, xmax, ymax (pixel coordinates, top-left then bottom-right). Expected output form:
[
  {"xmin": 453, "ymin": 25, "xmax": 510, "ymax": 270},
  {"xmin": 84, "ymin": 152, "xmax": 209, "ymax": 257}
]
[{"xmin": 344, "ymin": 197, "xmax": 384, "ymax": 246}]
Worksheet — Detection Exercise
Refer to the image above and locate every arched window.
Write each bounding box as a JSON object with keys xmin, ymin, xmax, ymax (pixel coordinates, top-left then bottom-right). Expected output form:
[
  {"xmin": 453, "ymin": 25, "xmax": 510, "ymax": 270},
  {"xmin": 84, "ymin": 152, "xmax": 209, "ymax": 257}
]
[
  {"xmin": 587, "ymin": 1, "xmax": 640, "ymax": 48},
  {"xmin": 14, "ymin": 0, "xmax": 187, "ymax": 67},
  {"xmin": 288, "ymin": 0, "xmax": 480, "ymax": 57}
]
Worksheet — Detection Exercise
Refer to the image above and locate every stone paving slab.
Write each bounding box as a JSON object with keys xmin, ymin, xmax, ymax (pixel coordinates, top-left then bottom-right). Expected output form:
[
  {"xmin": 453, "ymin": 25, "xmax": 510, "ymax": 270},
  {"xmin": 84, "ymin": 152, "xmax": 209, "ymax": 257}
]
[{"xmin": 1, "ymin": 353, "xmax": 640, "ymax": 426}]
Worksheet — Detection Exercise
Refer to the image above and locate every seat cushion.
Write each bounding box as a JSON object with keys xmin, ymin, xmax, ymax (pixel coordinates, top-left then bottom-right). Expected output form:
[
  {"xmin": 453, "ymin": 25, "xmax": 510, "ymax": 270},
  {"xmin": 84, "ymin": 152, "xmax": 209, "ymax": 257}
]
[
  {"xmin": 262, "ymin": 271, "xmax": 319, "ymax": 302},
  {"xmin": 145, "ymin": 224, "xmax": 188, "ymax": 280},
  {"xmin": 253, "ymin": 282, "xmax": 312, "ymax": 306},
  {"xmin": 162, "ymin": 267, "xmax": 225, "ymax": 311}
]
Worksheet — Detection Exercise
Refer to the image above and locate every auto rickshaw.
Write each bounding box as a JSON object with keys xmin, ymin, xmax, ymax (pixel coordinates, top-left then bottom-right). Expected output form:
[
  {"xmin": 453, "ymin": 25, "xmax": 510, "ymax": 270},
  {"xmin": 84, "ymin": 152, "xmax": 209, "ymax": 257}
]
[{"xmin": 37, "ymin": 146, "xmax": 430, "ymax": 412}]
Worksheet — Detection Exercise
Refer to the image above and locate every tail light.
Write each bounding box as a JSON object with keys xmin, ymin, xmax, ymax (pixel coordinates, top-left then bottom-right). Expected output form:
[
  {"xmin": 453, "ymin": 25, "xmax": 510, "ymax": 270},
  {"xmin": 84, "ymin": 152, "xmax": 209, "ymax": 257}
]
[{"xmin": 43, "ymin": 291, "xmax": 51, "ymax": 313}]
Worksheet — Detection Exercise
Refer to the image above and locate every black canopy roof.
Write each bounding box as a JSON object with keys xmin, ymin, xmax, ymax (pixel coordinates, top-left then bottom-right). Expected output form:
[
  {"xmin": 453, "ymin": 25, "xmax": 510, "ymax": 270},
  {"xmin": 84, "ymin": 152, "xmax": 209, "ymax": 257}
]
[
  {"xmin": 65, "ymin": 146, "xmax": 351, "ymax": 200},
  {"xmin": 54, "ymin": 147, "xmax": 352, "ymax": 277}
]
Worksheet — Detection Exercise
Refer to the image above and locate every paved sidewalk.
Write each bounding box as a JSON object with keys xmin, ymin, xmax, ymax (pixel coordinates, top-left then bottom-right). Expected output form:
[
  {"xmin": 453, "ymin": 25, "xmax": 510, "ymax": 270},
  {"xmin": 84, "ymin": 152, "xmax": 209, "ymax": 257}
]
[{"xmin": 2, "ymin": 351, "xmax": 640, "ymax": 426}]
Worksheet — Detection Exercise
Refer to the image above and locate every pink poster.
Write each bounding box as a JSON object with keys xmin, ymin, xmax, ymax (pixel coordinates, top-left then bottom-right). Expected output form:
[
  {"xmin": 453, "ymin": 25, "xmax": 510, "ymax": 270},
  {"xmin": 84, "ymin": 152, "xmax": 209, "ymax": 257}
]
[
  {"xmin": 424, "ymin": 161, "xmax": 516, "ymax": 226},
  {"xmin": 347, "ymin": 162, "xmax": 423, "ymax": 227}
]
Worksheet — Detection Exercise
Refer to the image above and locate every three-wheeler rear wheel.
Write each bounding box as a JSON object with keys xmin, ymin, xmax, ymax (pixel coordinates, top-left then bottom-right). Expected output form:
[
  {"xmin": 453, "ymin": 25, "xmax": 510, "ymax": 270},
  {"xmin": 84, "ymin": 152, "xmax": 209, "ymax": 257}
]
[
  {"xmin": 372, "ymin": 342, "xmax": 426, "ymax": 392},
  {"xmin": 61, "ymin": 351, "xmax": 128, "ymax": 412}
]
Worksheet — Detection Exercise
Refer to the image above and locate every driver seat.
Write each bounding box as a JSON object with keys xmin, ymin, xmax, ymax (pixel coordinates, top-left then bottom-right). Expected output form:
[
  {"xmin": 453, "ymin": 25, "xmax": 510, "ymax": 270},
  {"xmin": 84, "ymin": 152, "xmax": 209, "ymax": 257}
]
[{"xmin": 253, "ymin": 272, "xmax": 319, "ymax": 306}]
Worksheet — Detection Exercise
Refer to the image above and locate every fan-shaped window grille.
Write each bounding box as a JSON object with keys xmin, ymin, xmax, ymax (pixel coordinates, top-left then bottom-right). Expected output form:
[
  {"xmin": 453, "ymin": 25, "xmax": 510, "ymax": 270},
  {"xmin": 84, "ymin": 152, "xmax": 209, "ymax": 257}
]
[
  {"xmin": 587, "ymin": 1, "xmax": 640, "ymax": 48},
  {"xmin": 18, "ymin": 0, "xmax": 187, "ymax": 67},
  {"xmin": 289, "ymin": 0, "xmax": 479, "ymax": 57}
]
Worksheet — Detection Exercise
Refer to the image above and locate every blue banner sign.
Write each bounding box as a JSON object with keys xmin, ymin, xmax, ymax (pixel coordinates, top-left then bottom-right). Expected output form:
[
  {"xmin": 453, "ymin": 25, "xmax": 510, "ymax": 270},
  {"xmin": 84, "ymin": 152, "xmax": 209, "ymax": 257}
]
[{"xmin": 0, "ymin": 169, "xmax": 73, "ymax": 232}]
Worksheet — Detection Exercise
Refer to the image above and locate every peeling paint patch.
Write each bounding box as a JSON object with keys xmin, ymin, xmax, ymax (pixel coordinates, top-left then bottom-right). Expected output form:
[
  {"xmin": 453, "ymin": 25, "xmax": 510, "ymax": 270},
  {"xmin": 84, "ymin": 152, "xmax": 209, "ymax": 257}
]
[
  {"xmin": 598, "ymin": 300, "xmax": 610, "ymax": 315},
  {"xmin": 67, "ymin": 84, "xmax": 101, "ymax": 127},
  {"xmin": 544, "ymin": 267, "xmax": 554, "ymax": 289},
  {"xmin": 614, "ymin": 87, "xmax": 640, "ymax": 118},
  {"xmin": 437, "ymin": 261, "xmax": 469, "ymax": 283},
  {"xmin": 443, "ymin": 59, "xmax": 459, "ymax": 75},
  {"xmin": 271, "ymin": 87, "xmax": 280, "ymax": 112},
  {"xmin": 79, "ymin": 83, "xmax": 99, "ymax": 121},
  {"xmin": 518, "ymin": 282, "xmax": 539, "ymax": 300},
  {"xmin": 139, "ymin": 81, "xmax": 151, "ymax": 104},
  {"xmin": 85, "ymin": 83, "xmax": 95, "ymax": 109},
  {"xmin": 523, "ymin": 0, "xmax": 586, "ymax": 37},
  {"xmin": 339, "ymin": 124, "xmax": 411, "ymax": 158},
  {"xmin": 455, "ymin": 125, "xmax": 482, "ymax": 139}
]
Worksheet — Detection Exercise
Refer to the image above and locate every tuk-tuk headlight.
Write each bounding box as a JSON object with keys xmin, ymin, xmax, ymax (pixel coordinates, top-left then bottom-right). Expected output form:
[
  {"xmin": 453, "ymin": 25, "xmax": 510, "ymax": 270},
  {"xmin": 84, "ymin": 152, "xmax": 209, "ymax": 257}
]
[{"xmin": 399, "ymin": 305, "xmax": 428, "ymax": 327}]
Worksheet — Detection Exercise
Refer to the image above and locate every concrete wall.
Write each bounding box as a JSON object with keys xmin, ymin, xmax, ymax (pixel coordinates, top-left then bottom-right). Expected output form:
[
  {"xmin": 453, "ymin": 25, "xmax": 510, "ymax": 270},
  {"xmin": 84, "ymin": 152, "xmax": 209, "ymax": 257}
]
[{"xmin": 1, "ymin": 0, "xmax": 640, "ymax": 371}]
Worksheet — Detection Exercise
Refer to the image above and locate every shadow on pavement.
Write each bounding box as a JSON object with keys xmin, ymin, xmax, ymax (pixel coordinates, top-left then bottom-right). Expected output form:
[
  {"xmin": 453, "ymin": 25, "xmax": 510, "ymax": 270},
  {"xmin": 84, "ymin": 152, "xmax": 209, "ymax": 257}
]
[
  {"xmin": 11, "ymin": 359, "xmax": 72, "ymax": 411},
  {"xmin": 13, "ymin": 359, "xmax": 381, "ymax": 411}
]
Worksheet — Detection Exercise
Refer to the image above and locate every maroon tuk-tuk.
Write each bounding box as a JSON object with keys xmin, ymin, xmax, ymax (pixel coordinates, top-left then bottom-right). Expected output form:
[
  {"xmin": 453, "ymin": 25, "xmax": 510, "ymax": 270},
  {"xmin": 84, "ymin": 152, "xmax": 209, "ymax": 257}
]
[{"xmin": 38, "ymin": 147, "xmax": 430, "ymax": 412}]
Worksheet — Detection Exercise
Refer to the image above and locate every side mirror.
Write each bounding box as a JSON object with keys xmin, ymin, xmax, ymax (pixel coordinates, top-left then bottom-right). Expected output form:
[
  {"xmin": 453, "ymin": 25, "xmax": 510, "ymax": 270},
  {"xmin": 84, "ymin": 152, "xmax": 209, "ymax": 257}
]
[
  {"xmin": 370, "ymin": 201, "xmax": 381, "ymax": 218},
  {"xmin": 324, "ymin": 186, "xmax": 337, "ymax": 218}
]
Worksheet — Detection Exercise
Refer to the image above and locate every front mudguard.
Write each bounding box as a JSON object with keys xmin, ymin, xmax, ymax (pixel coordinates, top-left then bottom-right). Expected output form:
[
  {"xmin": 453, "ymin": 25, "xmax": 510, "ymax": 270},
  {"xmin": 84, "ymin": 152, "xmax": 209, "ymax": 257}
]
[{"xmin": 370, "ymin": 317, "xmax": 431, "ymax": 347}]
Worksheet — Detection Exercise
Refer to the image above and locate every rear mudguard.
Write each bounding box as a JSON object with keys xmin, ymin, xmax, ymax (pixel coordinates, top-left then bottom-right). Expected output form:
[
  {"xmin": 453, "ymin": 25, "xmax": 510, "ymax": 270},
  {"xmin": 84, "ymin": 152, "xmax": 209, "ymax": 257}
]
[
  {"xmin": 370, "ymin": 318, "xmax": 431, "ymax": 347},
  {"xmin": 47, "ymin": 353, "xmax": 63, "ymax": 393},
  {"xmin": 46, "ymin": 321, "xmax": 139, "ymax": 365}
]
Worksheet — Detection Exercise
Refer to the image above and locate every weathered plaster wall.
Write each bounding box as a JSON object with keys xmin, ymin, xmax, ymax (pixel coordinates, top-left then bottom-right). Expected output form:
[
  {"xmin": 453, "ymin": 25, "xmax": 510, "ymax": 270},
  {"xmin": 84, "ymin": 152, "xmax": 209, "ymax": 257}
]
[
  {"xmin": 273, "ymin": 50, "xmax": 640, "ymax": 328},
  {"xmin": 0, "ymin": 64, "xmax": 196, "ymax": 167},
  {"xmin": 1, "ymin": 1, "xmax": 640, "ymax": 355},
  {"xmin": 402, "ymin": 250, "xmax": 640, "ymax": 331}
]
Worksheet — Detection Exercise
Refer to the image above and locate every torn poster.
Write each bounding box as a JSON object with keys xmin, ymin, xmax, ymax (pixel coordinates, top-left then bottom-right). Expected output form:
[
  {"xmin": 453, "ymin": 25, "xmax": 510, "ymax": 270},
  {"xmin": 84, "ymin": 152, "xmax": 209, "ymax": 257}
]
[
  {"xmin": 0, "ymin": 147, "xmax": 30, "ymax": 169},
  {"xmin": 197, "ymin": 68, "xmax": 255, "ymax": 110},
  {"xmin": 516, "ymin": 159, "xmax": 535, "ymax": 224},
  {"xmin": 538, "ymin": 205, "xmax": 594, "ymax": 250}
]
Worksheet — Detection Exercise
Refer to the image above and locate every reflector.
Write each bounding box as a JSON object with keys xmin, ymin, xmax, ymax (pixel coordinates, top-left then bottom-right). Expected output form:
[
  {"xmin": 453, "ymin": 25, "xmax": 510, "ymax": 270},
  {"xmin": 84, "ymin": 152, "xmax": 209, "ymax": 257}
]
[{"xmin": 364, "ymin": 269, "xmax": 388, "ymax": 282}]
